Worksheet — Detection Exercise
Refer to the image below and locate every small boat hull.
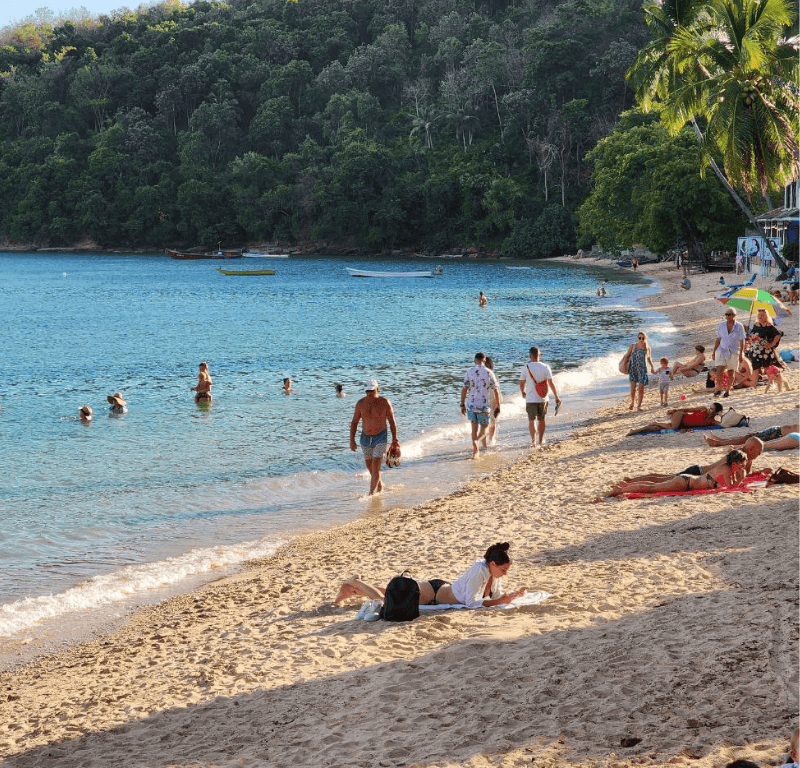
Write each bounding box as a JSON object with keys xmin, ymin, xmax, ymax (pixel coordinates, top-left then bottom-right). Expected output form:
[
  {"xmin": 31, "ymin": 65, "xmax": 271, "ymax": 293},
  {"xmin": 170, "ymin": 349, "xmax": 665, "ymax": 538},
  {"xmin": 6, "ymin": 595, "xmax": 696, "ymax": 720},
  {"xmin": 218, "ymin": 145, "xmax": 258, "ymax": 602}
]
[
  {"xmin": 345, "ymin": 268, "xmax": 435, "ymax": 278},
  {"xmin": 242, "ymin": 252, "xmax": 290, "ymax": 258},
  {"xmin": 217, "ymin": 268, "xmax": 276, "ymax": 275},
  {"xmin": 166, "ymin": 248, "xmax": 243, "ymax": 260}
]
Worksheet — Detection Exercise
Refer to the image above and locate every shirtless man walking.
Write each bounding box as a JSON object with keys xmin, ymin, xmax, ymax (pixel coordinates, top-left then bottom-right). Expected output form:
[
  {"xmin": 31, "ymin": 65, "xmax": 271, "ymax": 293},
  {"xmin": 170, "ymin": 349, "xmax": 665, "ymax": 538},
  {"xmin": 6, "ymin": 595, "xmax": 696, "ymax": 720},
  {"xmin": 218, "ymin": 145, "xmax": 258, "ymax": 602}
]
[{"xmin": 350, "ymin": 380, "xmax": 399, "ymax": 495}]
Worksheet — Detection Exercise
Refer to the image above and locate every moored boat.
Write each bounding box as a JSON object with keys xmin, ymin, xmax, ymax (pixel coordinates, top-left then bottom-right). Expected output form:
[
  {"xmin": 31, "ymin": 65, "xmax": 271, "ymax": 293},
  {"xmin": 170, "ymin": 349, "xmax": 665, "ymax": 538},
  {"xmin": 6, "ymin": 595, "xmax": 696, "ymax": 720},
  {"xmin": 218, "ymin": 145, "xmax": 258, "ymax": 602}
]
[
  {"xmin": 345, "ymin": 267, "xmax": 439, "ymax": 278},
  {"xmin": 217, "ymin": 267, "xmax": 276, "ymax": 275},
  {"xmin": 166, "ymin": 248, "xmax": 243, "ymax": 260},
  {"xmin": 242, "ymin": 252, "xmax": 290, "ymax": 258}
]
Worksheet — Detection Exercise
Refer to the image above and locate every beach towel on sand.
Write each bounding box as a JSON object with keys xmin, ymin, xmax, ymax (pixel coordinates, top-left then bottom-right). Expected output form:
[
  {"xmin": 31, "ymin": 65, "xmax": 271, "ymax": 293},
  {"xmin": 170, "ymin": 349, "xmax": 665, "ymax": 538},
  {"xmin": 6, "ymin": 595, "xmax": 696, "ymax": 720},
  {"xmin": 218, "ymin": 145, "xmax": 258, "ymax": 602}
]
[
  {"xmin": 418, "ymin": 590, "xmax": 552, "ymax": 611},
  {"xmin": 622, "ymin": 470, "xmax": 771, "ymax": 499},
  {"xmin": 640, "ymin": 424, "xmax": 723, "ymax": 435}
]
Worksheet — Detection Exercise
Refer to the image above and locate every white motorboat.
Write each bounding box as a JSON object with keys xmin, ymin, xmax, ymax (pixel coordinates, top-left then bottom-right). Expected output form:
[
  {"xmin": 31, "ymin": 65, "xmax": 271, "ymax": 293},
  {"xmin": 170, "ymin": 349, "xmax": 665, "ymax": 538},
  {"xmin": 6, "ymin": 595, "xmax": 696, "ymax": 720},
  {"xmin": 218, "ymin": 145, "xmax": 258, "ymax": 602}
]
[
  {"xmin": 345, "ymin": 267, "xmax": 438, "ymax": 278},
  {"xmin": 242, "ymin": 252, "xmax": 290, "ymax": 258}
]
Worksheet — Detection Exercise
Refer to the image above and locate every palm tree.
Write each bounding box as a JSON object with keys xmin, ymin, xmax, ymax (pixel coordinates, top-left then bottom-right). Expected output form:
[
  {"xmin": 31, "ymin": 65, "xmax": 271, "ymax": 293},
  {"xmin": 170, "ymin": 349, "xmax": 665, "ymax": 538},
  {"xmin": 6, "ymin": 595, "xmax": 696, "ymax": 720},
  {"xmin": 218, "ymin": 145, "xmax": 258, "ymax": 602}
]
[
  {"xmin": 409, "ymin": 106, "xmax": 437, "ymax": 150},
  {"xmin": 627, "ymin": 0, "xmax": 798, "ymax": 273}
]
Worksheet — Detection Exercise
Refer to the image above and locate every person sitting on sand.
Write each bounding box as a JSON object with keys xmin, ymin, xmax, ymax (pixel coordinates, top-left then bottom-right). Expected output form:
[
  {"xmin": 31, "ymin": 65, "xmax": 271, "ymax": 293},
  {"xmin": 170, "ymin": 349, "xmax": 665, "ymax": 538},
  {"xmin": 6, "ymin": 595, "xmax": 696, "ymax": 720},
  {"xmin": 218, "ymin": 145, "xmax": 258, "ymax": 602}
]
[
  {"xmin": 670, "ymin": 345, "xmax": 706, "ymax": 379},
  {"xmin": 607, "ymin": 450, "xmax": 747, "ymax": 496},
  {"xmin": 191, "ymin": 361, "xmax": 213, "ymax": 403},
  {"xmin": 614, "ymin": 447, "xmax": 756, "ymax": 487},
  {"xmin": 335, "ymin": 542, "xmax": 527, "ymax": 609},
  {"xmin": 78, "ymin": 405, "xmax": 93, "ymax": 422},
  {"xmin": 627, "ymin": 403, "xmax": 723, "ymax": 435},
  {"xmin": 733, "ymin": 355, "xmax": 758, "ymax": 389},
  {"xmin": 704, "ymin": 423, "xmax": 799, "ymax": 447}
]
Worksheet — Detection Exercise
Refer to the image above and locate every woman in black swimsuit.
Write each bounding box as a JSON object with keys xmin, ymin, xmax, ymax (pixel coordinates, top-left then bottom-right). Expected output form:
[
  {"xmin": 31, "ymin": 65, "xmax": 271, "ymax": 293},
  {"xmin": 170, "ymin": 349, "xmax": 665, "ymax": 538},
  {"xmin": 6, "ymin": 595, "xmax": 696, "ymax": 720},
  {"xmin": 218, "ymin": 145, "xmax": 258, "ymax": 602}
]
[
  {"xmin": 607, "ymin": 450, "xmax": 746, "ymax": 496},
  {"xmin": 334, "ymin": 543, "xmax": 527, "ymax": 609}
]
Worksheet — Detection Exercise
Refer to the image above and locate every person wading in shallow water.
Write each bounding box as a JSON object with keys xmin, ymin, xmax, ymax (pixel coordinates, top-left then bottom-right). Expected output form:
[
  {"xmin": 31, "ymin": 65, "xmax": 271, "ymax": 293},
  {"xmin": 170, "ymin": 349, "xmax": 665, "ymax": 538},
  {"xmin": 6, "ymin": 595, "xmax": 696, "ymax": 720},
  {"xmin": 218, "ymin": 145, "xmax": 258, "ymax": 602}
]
[{"xmin": 350, "ymin": 380, "xmax": 399, "ymax": 495}]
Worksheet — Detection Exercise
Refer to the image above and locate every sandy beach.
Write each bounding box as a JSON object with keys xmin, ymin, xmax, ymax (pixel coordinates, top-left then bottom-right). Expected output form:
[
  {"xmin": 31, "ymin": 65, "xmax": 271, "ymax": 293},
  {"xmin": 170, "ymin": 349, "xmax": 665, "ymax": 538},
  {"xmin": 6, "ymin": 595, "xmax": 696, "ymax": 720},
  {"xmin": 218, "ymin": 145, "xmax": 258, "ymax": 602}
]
[{"xmin": 1, "ymin": 260, "xmax": 797, "ymax": 768}]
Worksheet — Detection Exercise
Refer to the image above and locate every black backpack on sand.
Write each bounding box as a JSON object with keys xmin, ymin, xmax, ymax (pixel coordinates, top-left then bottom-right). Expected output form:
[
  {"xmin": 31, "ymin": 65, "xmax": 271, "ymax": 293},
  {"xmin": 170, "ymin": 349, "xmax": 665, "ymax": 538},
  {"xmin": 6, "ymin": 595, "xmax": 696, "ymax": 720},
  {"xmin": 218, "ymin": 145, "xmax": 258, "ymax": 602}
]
[{"xmin": 379, "ymin": 572, "xmax": 420, "ymax": 622}]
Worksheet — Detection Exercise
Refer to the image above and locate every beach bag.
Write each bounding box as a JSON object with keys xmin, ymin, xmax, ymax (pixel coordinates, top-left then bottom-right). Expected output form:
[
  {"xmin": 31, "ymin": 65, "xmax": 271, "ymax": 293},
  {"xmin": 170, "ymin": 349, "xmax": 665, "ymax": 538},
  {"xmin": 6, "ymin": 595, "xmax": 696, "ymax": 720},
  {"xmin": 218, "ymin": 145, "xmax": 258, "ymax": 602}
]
[
  {"xmin": 619, "ymin": 348, "xmax": 631, "ymax": 375},
  {"xmin": 527, "ymin": 365, "xmax": 549, "ymax": 398},
  {"xmin": 720, "ymin": 407, "xmax": 749, "ymax": 428},
  {"xmin": 767, "ymin": 467, "xmax": 799, "ymax": 486},
  {"xmin": 379, "ymin": 572, "xmax": 420, "ymax": 622}
]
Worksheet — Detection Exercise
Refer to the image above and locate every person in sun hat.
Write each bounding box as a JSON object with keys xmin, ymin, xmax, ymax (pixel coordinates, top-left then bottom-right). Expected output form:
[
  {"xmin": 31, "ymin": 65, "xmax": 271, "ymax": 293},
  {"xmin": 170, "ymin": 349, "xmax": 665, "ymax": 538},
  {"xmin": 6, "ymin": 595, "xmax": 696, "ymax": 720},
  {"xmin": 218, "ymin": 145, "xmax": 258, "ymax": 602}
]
[
  {"xmin": 349, "ymin": 379, "xmax": 399, "ymax": 495},
  {"xmin": 78, "ymin": 405, "xmax": 93, "ymax": 422},
  {"xmin": 107, "ymin": 391, "xmax": 128, "ymax": 415}
]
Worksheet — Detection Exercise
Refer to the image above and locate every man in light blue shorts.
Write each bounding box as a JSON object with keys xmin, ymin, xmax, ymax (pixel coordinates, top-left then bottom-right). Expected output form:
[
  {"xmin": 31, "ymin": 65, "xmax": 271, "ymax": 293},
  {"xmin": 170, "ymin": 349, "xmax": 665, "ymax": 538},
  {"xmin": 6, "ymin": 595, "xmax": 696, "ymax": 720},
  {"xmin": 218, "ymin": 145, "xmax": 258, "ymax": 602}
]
[
  {"xmin": 460, "ymin": 352, "xmax": 500, "ymax": 458},
  {"xmin": 350, "ymin": 380, "xmax": 399, "ymax": 495}
]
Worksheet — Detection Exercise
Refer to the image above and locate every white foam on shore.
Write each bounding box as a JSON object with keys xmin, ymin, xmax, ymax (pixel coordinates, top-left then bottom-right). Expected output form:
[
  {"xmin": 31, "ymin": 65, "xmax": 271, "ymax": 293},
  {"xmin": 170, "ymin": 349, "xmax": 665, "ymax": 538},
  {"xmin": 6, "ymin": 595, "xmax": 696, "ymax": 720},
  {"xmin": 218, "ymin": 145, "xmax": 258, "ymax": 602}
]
[
  {"xmin": 0, "ymin": 538, "xmax": 280, "ymax": 638},
  {"xmin": 0, "ymin": 282, "xmax": 677, "ymax": 645}
]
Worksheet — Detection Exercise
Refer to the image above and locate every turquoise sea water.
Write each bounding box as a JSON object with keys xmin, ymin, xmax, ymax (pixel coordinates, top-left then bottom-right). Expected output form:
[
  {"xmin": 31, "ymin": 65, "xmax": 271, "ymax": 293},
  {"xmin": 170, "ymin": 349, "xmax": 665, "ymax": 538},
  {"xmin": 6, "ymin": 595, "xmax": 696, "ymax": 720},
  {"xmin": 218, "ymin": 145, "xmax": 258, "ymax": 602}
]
[{"xmin": 0, "ymin": 252, "xmax": 674, "ymax": 638}]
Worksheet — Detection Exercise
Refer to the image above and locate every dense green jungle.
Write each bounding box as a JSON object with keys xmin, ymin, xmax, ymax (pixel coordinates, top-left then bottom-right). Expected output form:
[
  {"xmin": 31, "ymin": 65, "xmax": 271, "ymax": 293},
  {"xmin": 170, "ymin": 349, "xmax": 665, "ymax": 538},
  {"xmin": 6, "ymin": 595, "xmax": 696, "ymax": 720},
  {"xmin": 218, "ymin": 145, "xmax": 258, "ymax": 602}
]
[{"xmin": 0, "ymin": 0, "xmax": 757, "ymax": 253}]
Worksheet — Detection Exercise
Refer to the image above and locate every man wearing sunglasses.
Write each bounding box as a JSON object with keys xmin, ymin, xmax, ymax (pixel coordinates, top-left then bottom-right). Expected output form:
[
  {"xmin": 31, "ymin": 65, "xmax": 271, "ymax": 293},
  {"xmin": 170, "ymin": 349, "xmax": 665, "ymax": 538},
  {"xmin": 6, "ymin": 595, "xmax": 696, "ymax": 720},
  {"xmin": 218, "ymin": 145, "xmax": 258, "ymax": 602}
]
[{"xmin": 711, "ymin": 309, "xmax": 746, "ymax": 398}]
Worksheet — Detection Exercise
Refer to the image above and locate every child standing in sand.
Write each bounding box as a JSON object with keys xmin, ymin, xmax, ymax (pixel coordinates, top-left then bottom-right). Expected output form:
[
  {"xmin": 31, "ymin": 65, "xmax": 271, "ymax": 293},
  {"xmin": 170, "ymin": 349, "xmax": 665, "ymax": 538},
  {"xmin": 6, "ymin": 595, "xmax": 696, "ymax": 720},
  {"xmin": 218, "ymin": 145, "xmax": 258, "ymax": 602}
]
[{"xmin": 656, "ymin": 357, "xmax": 671, "ymax": 407}]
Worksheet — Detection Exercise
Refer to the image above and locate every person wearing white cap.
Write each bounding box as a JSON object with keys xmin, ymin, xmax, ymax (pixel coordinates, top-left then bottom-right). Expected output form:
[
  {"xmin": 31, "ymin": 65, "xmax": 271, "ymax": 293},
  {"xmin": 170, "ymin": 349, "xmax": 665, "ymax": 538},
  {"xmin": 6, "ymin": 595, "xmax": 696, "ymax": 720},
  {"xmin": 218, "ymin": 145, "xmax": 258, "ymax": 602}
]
[{"xmin": 349, "ymin": 379, "xmax": 399, "ymax": 495}]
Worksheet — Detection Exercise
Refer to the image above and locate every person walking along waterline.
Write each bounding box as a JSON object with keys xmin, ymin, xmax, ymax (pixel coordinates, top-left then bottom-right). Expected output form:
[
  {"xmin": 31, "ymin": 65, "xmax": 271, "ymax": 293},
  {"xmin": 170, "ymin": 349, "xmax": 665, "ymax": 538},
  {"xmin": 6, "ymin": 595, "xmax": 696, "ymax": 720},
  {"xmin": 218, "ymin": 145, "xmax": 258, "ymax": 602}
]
[
  {"xmin": 350, "ymin": 380, "xmax": 399, "ymax": 495},
  {"xmin": 519, "ymin": 346, "xmax": 561, "ymax": 448},
  {"xmin": 460, "ymin": 352, "xmax": 500, "ymax": 458}
]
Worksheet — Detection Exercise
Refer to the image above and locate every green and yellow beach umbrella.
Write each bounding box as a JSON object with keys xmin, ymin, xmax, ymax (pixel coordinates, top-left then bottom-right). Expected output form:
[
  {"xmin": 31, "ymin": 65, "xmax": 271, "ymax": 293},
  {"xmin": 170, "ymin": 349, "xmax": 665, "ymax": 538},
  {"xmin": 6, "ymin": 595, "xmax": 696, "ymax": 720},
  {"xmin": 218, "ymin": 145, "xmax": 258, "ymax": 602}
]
[{"xmin": 715, "ymin": 286, "xmax": 780, "ymax": 318}]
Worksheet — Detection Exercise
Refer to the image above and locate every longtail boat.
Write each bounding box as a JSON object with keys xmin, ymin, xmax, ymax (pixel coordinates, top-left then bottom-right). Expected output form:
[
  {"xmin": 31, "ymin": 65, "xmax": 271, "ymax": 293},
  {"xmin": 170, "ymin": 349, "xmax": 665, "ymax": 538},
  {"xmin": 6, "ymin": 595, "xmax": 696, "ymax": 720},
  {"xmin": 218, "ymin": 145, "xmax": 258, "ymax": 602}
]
[
  {"xmin": 217, "ymin": 267, "xmax": 276, "ymax": 276},
  {"xmin": 166, "ymin": 248, "xmax": 243, "ymax": 260}
]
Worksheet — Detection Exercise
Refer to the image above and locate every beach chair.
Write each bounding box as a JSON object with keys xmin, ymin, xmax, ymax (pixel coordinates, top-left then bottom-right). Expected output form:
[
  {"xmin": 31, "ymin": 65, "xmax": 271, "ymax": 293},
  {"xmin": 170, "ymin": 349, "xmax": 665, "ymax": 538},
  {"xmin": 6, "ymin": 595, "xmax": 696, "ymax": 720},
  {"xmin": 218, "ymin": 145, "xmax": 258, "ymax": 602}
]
[{"xmin": 720, "ymin": 273, "xmax": 757, "ymax": 296}]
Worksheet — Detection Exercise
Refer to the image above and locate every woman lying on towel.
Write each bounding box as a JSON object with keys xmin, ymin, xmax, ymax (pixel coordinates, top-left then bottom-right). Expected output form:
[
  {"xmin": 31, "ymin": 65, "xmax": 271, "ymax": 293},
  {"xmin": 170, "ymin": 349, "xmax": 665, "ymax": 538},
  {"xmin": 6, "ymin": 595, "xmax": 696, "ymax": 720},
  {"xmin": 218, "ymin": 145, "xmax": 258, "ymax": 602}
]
[
  {"xmin": 335, "ymin": 542, "xmax": 527, "ymax": 608},
  {"xmin": 607, "ymin": 449, "xmax": 747, "ymax": 497},
  {"xmin": 627, "ymin": 403, "xmax": 723, "ymax": 436}
]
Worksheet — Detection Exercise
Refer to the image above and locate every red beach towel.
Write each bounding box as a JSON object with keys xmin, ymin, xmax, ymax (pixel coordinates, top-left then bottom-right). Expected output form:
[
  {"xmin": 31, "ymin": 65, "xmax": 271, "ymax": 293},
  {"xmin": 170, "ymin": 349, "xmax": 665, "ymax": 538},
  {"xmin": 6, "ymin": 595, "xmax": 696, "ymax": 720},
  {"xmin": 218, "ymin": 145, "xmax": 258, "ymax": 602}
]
[{"xmin": 622, "ymin": 470, "xmax": 771, "ymax": 499}]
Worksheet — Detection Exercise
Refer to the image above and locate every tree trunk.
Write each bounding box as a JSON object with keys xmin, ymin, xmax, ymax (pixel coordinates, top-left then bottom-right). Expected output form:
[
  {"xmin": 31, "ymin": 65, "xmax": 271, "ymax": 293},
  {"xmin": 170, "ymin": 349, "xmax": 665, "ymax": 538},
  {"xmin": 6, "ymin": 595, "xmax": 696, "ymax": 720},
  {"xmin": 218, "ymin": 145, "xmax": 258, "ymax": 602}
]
[
  {"xmin": 690, "ymin": 120, "xmax": 789, "ymax": 275},
  {"xmin": 491, "ymin": 84, "xmax": 503, "ymax": 143}
]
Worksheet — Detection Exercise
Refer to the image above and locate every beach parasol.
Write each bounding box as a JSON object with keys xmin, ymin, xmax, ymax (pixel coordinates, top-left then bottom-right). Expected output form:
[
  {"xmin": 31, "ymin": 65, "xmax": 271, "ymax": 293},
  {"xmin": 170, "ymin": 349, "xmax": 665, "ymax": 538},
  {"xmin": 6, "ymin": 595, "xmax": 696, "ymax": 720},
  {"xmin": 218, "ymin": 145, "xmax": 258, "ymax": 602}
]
[
  {"xmin": 715, "ymin": 287, "xmax": 780, "ymax": 316},
  {"xmin": 714, "ymin": 286, "xmax": 791, "ymax": 329}
]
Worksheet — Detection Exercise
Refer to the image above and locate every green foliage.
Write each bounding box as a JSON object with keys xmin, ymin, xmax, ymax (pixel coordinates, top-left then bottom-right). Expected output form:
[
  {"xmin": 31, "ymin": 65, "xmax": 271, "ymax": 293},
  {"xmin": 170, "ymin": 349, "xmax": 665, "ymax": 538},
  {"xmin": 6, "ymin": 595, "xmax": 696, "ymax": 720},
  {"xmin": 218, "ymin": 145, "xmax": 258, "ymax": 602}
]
[
  {"xmin": 0, "ymin": 0, "xmax": 739, "ymax": 252},
  {"xmin": 627, "ymin": 0, "xmax": 799, "ymax": 198},
  {"xmin": 577, "ymin": 117, "xmax": 746, "ymax": 254},
  {"xmin": 502, "ymin": 206, "xmax": 575, "ymax": 259}
]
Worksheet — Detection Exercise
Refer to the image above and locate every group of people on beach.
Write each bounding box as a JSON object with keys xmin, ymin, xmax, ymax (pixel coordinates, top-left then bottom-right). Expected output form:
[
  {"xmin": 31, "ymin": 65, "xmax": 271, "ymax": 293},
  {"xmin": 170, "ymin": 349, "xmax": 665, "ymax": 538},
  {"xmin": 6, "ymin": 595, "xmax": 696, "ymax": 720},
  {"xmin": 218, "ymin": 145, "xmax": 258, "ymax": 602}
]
[
  {"xmin": 620, "ymin": 306, "xmax": 792, "ymax": 413},
  {"xmin": 347, "ymin": 345, "xmax": 562, "ymax": 495}
]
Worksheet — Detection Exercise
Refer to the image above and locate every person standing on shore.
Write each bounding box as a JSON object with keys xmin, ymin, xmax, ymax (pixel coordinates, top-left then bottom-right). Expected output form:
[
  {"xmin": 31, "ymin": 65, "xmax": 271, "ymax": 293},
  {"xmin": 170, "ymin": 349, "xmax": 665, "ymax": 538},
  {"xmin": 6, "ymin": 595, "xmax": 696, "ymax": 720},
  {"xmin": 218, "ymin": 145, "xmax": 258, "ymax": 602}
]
[
  {"xmin": 711, "ymin": 308, "xmax": 745, "ymax": 398},
  {"xmin": 350, "ymin": 380, "xmax": 399, "ymax": 495},
  {"xmin": 622, "ymin": 332, "xmax": 656, "ymax": 411},
  {"xmin": 519, "ymin": 346, "xmax": 561, "ymax": 448},
  {"xmin": 460, "ymin": 352, "xmax": 500, "ymax": 458}
]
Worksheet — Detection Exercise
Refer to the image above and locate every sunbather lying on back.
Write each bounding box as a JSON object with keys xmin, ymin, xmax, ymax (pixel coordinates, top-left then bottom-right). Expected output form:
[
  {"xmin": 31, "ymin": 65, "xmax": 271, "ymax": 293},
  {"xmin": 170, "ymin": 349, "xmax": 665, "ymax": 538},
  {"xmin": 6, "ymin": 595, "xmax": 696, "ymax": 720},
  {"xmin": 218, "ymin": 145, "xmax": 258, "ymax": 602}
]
[{"xmin": 704, "ymin": 423, "xmax": 798, "ymax": 447}]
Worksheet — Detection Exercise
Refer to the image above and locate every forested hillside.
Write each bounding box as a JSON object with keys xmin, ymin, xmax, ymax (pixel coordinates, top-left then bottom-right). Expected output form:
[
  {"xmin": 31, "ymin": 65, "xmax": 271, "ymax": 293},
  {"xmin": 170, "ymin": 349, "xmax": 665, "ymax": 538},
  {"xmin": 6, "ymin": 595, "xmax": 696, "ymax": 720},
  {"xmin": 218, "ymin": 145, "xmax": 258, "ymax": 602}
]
[{"xmin": 0, "ymin": 0, "xmax": 649, "ymax": 251}]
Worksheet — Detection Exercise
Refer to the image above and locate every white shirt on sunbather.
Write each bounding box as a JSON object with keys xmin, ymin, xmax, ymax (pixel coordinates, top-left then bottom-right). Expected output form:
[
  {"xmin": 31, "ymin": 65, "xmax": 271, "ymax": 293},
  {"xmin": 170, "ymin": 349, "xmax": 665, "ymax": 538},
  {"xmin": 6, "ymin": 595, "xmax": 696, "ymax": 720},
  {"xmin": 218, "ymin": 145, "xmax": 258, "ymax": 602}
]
[{"xmin": 450, "ymin": 559, "xmax": 502, "ymax": 609}]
